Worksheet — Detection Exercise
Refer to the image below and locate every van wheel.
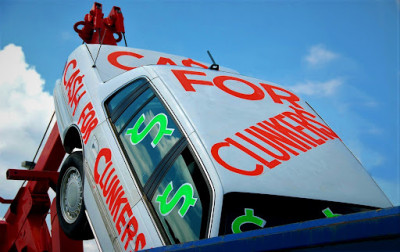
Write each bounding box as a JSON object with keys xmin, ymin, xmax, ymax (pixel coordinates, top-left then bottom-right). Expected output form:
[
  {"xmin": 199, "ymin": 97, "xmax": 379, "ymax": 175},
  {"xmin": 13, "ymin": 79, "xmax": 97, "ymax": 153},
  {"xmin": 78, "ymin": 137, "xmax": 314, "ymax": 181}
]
[{"xmin": 56, "ymin": 151, "xmax": 93, "ymax": 240}]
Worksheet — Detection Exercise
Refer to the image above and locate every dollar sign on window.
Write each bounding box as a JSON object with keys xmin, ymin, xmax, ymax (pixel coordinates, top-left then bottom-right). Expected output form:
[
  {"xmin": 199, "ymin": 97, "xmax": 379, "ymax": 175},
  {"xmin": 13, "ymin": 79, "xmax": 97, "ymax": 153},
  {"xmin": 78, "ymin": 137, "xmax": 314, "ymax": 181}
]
[
  {"xmin": 126, "ymin": 113, "xmax": 174, "ymax": 148},
  {"xmin": 231, "ymin": 208, "xmax": 266, "ymax": 234},
  {"xmin": 155, "ymin": 182, "xmax": 197, "ymax": 218},
  {"xmin": 322, "ymin": 208, "xmax": 341, "ymax": 218}
]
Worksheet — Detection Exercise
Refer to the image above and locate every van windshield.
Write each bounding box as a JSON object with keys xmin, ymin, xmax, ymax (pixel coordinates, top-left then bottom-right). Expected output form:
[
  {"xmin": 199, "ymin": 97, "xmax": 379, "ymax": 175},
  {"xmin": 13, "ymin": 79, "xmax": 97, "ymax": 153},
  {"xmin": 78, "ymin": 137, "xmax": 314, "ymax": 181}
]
[{"xmin": 219, "ymin": 192, "xmax": 375, "ymax": 235}]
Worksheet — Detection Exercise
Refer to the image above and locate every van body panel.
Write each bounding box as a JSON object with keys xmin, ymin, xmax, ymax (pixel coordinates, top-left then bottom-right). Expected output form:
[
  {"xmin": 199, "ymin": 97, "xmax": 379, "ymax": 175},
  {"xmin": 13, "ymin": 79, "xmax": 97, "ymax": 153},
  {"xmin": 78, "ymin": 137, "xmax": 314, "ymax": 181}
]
[{"xmin": 54, "ymin": 44, "xmax": 391, "ymax": 251}]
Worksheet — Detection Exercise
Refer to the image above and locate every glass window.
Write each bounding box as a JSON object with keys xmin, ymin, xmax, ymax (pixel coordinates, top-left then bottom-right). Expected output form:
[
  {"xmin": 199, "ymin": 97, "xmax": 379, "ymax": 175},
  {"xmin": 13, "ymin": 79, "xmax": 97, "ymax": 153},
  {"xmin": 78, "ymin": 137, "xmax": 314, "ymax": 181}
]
[
  {"xmin": 114, "ymin": 88, "xmax": 153, "ymax": 132},
  {"xmin": 118, "ymin": 96, "xmax": 182, "ymax": 185},
  {"xmin": 105, "ymin": 79, "xmax": 182, "ymax": 186},
  {"xmin": 219, "ymin": 192, "xmax": 376, "ymax": 235},
  {"xmin": 151, "ymin": 148, "xmax": 210, "ymax": 244},
  {"xmin": 106, "ymin": 78, "xmax": 148, "ymax": 115}
]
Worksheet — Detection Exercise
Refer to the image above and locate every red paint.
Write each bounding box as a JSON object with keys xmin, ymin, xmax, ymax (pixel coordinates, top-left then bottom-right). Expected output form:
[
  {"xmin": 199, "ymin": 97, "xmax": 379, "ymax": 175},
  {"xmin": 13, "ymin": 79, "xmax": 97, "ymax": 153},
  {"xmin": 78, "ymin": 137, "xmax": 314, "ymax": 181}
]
[
  {"xmin": 211, "ymin": 106, "xmax": 339, "ymax": 176},
  {"xmin": 111, "ymin": 191, "xmax": 128, "ymax": 222},
  {"xmin": 225, "ymin": 137, "xmax": 279, "ymax": 170},
  {"xmin": 171, "ymin": 69, "xmax": 304, "ymax": 105},
  {"xmin": 213, "ymin": 75, "xmax": 265, "ymax": 101},
  {"xmin": 211, "ymin": 141, "xmax": 265, "ymax": 176},
  {"xmin": 157, "ymin": 57, "xmax": 178, "ymax": 65},
  {"xmin": 108, "ymin": 51, "xmax": 144, "ymax": 71},
  {"xmin": 237, "ymin": 131, "xmax": 291, "ymax": 161},
  {"xmin": 171, "ymin": 69, "xmax": 214, "ymax": 91},
  {"xmin": 181, "ymin": 58, "xmax": 208, "ymax": 69},
  {"xmin": 106, "ymin": 179, "xmax": 124, "ymax": 206},
  {"xmin": 63, "ymin": 59, "xmax": 99, "ymax": 145},
  {"xmin": 170, "ymin": 68, "xmax": 340, "ymax": 177},
  {"xmin": 108, "ymin": 51, "xmax": 210, "ymax": 71},
  {"xmin": 94, "ymin": 148, "xmax": 146, "ymax": 251},
  {"xmin": 103, "ymin": 170, "xmax": 118, "ymax": 197},
  {"xmin": 284, "ymin": 105, "xmax": 339, "ymax": 140},
  {"xmin": 63, "ymin": 59, "xmax": 87, "ymax": 116},
  {"xmin": 260, "ymin": 83, "xmax": 302, "ymax": 109},
  {"xmin": 122, "ymin": 215, "xmax": 139, "ymax": 250},
  {"xmin": 116, "ymin": 203, "xmax": 132, "ymax": 233},
  {"xmin": 135, "ymin": 233, "xmax": 147, "ymax": 251},
  {"xmin": 279, "ymin": 115, "xmax": 326, "ymax": 146},
  {"xmin": 263, "ymin": 115, "xmax": 318, "ymax": 148},
  {"xmin": 247, "ymin": 125, "xmax": 304, "ymax": 155},
  {"xmin": 63, "ymin": 59, "xmax": 77, "ymax": 85},
  {"xmin": 77, "ymin": 102, "xmax": 98, "ymax": 144},
  {"xmin": 98, "ymin": 162, "xmax": 112, "ymax": 188}
]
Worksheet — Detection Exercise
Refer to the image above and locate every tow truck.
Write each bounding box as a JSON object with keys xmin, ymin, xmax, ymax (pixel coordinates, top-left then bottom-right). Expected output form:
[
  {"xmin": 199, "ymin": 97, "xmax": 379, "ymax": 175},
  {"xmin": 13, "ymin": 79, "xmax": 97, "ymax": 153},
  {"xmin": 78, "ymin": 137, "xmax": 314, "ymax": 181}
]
[{"xmin": 1, "ymin": 3, "xmax": 399, "ymax": 252}]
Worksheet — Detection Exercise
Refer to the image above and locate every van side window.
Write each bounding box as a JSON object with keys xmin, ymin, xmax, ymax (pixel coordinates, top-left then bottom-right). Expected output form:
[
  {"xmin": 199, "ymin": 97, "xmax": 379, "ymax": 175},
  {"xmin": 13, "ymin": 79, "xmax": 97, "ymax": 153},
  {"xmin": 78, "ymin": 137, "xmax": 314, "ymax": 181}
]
[
  {"xmin": 106, "ymin": 78, "xmax": 148, "ymax": 115},
  {"xmin": 105, "ymin": 78, "xmax": 182, "ymax": 186},
  {"xmin": 150, "ymin": 148, "xmax": 211, "ymax": 244},
  {"xmin": 106, "ymin": 78, "xmax": 212, "ymax": 244}
]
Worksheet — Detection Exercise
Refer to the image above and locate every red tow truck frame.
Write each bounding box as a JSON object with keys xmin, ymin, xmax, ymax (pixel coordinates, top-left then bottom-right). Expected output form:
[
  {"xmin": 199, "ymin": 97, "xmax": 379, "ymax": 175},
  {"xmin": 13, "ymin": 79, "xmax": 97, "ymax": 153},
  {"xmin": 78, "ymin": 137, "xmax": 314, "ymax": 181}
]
[{"xmin": 0, "ymin": 3, "xmax": 124, "ymax": 251}]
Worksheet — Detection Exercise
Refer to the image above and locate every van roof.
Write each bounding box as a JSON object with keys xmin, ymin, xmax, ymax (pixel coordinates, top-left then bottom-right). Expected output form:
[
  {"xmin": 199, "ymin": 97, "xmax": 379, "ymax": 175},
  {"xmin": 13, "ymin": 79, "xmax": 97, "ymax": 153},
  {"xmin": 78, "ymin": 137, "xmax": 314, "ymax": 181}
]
[
  {"xmin": 80, "ymin": 44, "xmax": 237, "ymax": 82},
  {"xmin": 148, "ymin": 65, "xmax": 392, "ymax": 208}
]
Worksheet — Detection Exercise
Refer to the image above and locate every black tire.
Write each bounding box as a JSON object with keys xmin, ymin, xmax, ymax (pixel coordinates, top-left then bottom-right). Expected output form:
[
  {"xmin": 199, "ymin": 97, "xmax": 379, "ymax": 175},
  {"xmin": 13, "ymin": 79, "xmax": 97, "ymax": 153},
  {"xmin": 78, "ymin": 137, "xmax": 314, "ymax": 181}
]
[{"xmin": 56, "ymin": 151, "xmax": 94, "ymax": 240}]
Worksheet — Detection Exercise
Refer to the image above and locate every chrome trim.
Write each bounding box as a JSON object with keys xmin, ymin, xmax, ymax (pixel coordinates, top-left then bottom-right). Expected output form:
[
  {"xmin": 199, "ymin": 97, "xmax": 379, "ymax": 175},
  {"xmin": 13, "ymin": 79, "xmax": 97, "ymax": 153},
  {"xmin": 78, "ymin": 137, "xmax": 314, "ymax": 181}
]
[
  {"xmin": 84, "ymin": 161, "xmax": 124, "ymax": 252},
  {"xmin": 186, "ymin": 133, "xmax": 216, "ymax": 239},
  {"xmin": 85, "ymin": 210, "xmax": 103, "ymax": 252}
]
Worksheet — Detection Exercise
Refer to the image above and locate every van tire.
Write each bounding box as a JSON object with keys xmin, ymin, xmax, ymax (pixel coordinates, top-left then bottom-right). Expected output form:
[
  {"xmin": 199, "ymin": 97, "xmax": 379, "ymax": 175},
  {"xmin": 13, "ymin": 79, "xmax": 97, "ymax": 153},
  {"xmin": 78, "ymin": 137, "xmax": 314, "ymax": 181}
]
[{"xmin": 56, "ymin": 151, "xmax": 93, "ymax": 240}]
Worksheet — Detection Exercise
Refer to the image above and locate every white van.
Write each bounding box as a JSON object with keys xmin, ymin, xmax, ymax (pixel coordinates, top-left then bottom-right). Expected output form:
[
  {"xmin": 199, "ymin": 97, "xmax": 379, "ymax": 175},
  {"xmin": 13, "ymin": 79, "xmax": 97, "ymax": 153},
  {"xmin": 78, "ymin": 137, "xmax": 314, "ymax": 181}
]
[{"xmin": 54, "ymin": 44, "xmax": 392, "ymax": 251}]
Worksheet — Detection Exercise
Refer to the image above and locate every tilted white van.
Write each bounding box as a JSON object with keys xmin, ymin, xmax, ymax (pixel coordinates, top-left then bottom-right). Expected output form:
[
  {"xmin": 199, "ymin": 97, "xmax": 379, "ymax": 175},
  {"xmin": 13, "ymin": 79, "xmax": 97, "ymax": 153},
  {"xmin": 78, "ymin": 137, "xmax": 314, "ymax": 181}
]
[{"xmin": 54, "ymin": 44, "xmax": 392, "ymax": 251}]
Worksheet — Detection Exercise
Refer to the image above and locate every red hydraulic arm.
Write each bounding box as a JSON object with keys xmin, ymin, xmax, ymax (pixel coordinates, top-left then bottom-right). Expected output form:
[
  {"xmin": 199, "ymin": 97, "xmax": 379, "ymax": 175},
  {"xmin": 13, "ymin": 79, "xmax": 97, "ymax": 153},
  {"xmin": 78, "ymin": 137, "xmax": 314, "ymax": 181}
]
[
  {"xmin": 0, "ymin": 124, "xmax": 80, "ymax": 252},
  {"xmin": 74, "ymin": 2, "xmax": 125, "ymax": 45},
  {"xmin": 0, "ymin": 3, "xmax": 125, "ymax": 251}
]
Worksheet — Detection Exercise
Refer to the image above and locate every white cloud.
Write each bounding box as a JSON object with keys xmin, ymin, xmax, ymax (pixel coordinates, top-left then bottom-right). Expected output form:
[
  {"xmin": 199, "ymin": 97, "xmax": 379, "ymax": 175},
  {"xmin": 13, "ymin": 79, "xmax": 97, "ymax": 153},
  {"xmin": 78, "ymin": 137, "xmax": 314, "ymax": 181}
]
[
  {"xmin": 0, "ymin": 44, "xmax": 54, "ymax": 216},
  {"xmin": 365, "ymin": 125, "xmax": 383, "ymax": 135},
  {"xmin": 305, "ymin": 44, "xmax": 339, "ymax": 66},
  {"xmin": 289, "ymin": 78, "xmax": 343, "ymax": 97},
  {"xmin": 346, "ymin": 139, "xmax": 386, "ymax": 169}
]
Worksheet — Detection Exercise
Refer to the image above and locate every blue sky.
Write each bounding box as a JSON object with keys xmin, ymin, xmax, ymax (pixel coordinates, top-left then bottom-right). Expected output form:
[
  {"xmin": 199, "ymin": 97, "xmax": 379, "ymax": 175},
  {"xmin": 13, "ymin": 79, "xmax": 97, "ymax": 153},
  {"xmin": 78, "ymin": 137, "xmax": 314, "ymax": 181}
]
[{"xmin": 0, "ymin": 0, "xmax": 399, "ymax": 247}]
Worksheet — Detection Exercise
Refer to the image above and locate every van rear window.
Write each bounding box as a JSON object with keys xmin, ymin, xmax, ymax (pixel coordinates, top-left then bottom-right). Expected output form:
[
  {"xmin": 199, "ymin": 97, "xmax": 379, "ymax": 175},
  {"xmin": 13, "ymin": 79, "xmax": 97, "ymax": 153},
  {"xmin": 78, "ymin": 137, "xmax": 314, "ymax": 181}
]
[{"xmin": 219, "ymin": 192, "xmax": 375, "ymax": 235}]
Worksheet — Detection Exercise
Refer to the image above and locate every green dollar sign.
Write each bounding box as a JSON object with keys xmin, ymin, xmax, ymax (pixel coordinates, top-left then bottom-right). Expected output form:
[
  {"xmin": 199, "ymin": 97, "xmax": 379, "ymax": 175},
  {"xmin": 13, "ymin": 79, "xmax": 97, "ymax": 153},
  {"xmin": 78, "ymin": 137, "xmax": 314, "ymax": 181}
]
[
  {"xmin": 126, "ymin": 113, "xmax": 174, "ymax": 148},
  {"xmin": 322, "ymin": 208, "xmax": 341, "ymax": 218},
  {"xmin": 231, "ymin": 208, "xmax": 266, "ymax": 234},
  {"xmin": 155, "ymin": 182, "xmax": 198, "ymax": 218}
]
